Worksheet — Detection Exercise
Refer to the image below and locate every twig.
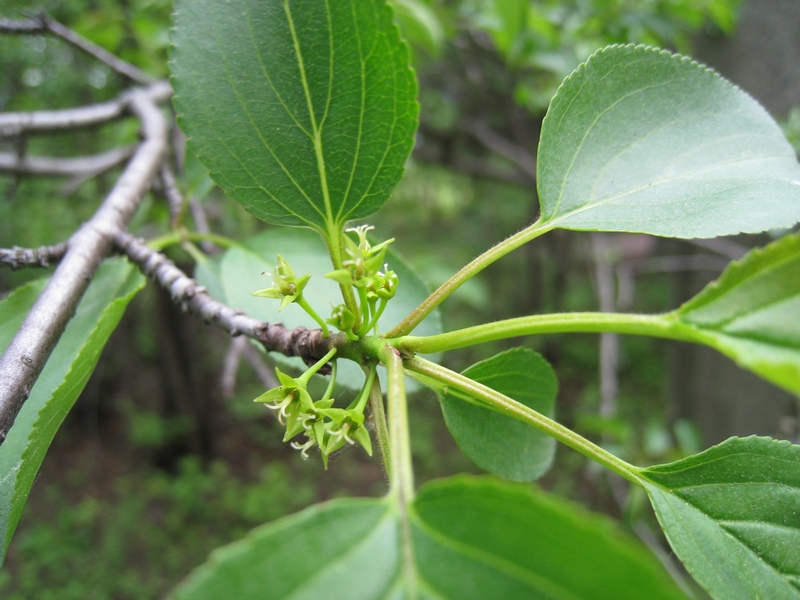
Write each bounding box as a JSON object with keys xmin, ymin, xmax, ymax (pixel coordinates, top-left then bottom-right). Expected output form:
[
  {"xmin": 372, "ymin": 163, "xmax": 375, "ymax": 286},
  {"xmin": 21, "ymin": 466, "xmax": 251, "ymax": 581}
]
[
  {"xmin": 220, "ymin": 337, "xmax": 279, "ymax": 397},
  {"xmin": 685, "ymin": 237, "xmax": 748, "ymax": 260},
  {"xmin": 590, "ymin": 234, "xmax": 619, "ymax": 422},
  {"xmin": 0, "ymin": 18, "xmax": 42, "ymax": 33},
  {"xmin": 0, "ymin": 243, "xmax": 68, "ymax": 270},
  {"xmin": 242, "ymin": 342, "xmax": 279, "ymax": 388},
  {"xmin": 0, "ymin": 83, "xmax": 169, "ymax": 445},
  {"xmin": 155, "ymin": 165, "xmax": 186, "ymax": 228},
  {"xmin": 220, "ymin": 337, "xmax": 247, "ymax": 398},
  {"xmin": 187, "ymin": 197, "xmax": 219, "ymax": 254},
  {"xmin": 0, "ymin": 80, "xmax": 171, "ymax": 138},
  {"xmin": 0, "ymin": 146, "xmax": 135, "ymax": 177},
  {"xmin": 0, "ymin": 13, "xmax": 151, "ymax": 85},
  {"xmin": 461, "ymin": 119, "xmax": 537, "ymax": 181},
  {"xmin": 112, "ymin": 231, "xmax": 333, "ymax": 365}
]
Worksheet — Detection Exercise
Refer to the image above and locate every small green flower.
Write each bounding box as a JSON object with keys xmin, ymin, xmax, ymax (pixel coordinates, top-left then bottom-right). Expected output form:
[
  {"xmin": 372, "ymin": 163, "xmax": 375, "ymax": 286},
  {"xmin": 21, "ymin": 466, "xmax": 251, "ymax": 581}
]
[
  {"xmin": 325, "ymin": 225, "xmax": 395, "ymax": 287},
  {"xmin": 253, "ymin": 255, "xmax": 329, "ymax": 335},
  {"xmin": 366, "ymin": 264, "xmax": 399, "ymax": 301},
  {"xmin": 252, "ymin": 254, "xmax": 311, "ymax": 312}
]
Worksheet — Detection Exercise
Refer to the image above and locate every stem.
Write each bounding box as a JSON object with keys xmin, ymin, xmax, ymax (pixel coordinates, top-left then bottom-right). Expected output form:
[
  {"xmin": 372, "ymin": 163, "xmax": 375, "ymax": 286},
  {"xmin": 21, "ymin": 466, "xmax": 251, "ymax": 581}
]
[
  {"xmin": 356, "ymin": 286, "xmax": 371, "ymax": 336},
  {"xmin": 350, "ymin": 364, "xmax": 377, "ymax": 414},
  {"xmin": 296, "ymin": 296, "xmax": 329, "ymax": 337},
  {"xmin": 319, "ymin": 361, "xmax": 337, "ymax": 403},
  {"xmin": 385, "ymin": 219, "xmax": 554, "ymax": 337},
  {"xmin": 397, "ymin": 311, "xmax": 700, "ymax": 355},
  {"xmin": 382, "ymin": 345, "xmax": 417, "ymax": 598},
  {"xmin": 297, "ymin": 347, "xmax": 337, "ymax": 385},
  {"xmin": 406, "ymin": 356, "xmax": 643, "ymax": 486},
  {"xmin": 367, "ymin": 298, "xmax": 389, "ymax": 335},
  {"xmin": 383, "ymin": 346, "xmax": 415, "ymax": 500},
  {"xmin": 326, "ymin": 226, "xmax": 360, "ymax": 327},
  {"xmin": 368, "ymin": 371, "xmax": 391, "ymax": 477}
]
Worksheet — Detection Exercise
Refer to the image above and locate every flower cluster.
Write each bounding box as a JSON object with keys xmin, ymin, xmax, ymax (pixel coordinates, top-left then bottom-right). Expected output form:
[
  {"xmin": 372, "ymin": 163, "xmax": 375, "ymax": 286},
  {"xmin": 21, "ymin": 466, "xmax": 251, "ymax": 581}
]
[
  {"xmin": 253, "ymin": 350, "xmax": 374, "ymax": 468},
  {"xmin": 326, "ymin": 225, "xmax": 399, "ymax": 336}
]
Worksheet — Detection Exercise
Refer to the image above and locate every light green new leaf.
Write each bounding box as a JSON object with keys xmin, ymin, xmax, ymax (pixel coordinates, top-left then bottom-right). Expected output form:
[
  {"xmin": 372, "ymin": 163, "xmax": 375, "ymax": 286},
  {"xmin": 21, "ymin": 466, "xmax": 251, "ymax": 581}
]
[
  {"xmin": 440, "ymin": 348, "xmax": 556, "ymax": 481},
  {"xmin": 639, "ymin": 436, "xmax": 800, "ymax": 600},
  {"xmin": 172, "ymin": 476, "xmax": 687, "ymax": 599},
  {"xmin": 674, "ymin": 232, "xmax": 800, "ymax": 395},
  {"xmin": 0, "ymin": 259, "xmax": 145, "ymax": 564},
  {"xmin": 170, "ymin": 0, "xmax": 418, "ymax": 233},
  {"xmin": 537, "ymin": 44, "xmax": 800, "ymax": 238}
]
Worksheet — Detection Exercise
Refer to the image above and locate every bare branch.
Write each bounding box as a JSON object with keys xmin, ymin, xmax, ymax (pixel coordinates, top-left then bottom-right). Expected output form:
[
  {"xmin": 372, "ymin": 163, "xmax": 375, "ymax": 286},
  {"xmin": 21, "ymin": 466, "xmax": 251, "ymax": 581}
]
[
  {"xmin": 0, "ymin": 146, "xmax": 135, "ymax": 177},
  {"xmin": 0, "ymin": 243, "xmax": 68, "ymax": 270},
  {"xmin": 0, "ymin": 18, "xmax": 42, "ymax": 33},
  {"xmin": 220, "ymin": 337, "xmax": 279, "ymax": 397},
  {"xmin": 0, "ymin": 13, "xmax": 152, "ymax": 85},
  {"xmin": 685, "ymin": 237, "xmax": 748, "ymax": 260},
  {"xmin": 154, "ymin": 165, "xmax": 186, "ymax": 228},
  {"xmin": 461, "ymin": 119, "xmax": 537, "ymax": 181},
  {"xmin": 0, "ymin": 83, "xmax": 169, "ymax": 445},
  {"xmin": 241, "ymin": 342, "xmax": 279, "ymax": 388},
  {"xmin": 112, "ymin": 231, "xmax": 333, "ymax": 364},
  {"xmin": 0, "ymin": 80, "xmax": 171, "ymax": 137}
]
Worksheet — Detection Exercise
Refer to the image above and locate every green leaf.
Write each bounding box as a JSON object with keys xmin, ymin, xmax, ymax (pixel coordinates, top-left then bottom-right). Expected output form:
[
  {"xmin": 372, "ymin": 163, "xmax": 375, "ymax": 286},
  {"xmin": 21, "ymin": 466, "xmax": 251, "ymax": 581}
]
[
  {"xmin": 639, "ymin": 436, "xmax": 800, "ymax": 600},
  {"xmin": 172, "ymin": 476, "xmax": 687, "ymax": 599},
  {"xmin": 537, "ymin": 44, "xmax": 800, "ymax": 238},
  {"xmin": 440, "ymin": 348, "xmax": 557, "ymax": 481},
  {"xmin": 194, "ymin": 228, "xmax": 441, "ymax": 388},
  {"xmin": 674, "ymin": 232, "xmax": 800, "ymax": 395},
  {"xmin": 170, "ymin": 0, "xmax": 418, "ymax": 233},
  {"xmin": 0, "ymin": 259, "xmax": 145, "ymax": 564}
]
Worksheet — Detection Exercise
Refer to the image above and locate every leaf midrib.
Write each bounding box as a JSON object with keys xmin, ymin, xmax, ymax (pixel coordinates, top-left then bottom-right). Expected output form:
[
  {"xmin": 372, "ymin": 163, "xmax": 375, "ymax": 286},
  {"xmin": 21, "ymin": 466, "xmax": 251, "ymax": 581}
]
[
  {"xmin": 205, "ymin": 0, "xmax": 321, "ymax": 227},
  {"xmin": 681, "ymin": 258, "xmax": 800, "ymax": 330},
  {"xmin": 547, "ymin": 70, "xmax": 680, "ymax": 219},
  {"xmin": 411, "ymin": 512, "xmax": 583, "ymax": 599},
  {"xmin": 283, "ymin": 505, "xmax": 397, "ymax": 600},
  {"xmin": 284, "ymin": 0, "xmax": 335, "ymax": 230},
  {"xmin": 649, "ymin": 484, "xmax": 798, "ymax": 594}
]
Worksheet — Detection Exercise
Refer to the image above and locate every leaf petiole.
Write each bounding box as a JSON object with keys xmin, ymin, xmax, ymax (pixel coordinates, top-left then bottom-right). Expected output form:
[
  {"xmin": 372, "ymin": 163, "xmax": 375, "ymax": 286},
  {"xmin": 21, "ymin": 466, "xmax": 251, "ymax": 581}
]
[
  {"xmin": 396, "ymin": 311, "xmax": 704, "ymax": 355},
  {"xmin": 385, "ymin": 219, "xmax": 554, "ymax": 337},
  {"xmin": 405, "ymin": 356, "xmax": 643, "ymax": 486}
]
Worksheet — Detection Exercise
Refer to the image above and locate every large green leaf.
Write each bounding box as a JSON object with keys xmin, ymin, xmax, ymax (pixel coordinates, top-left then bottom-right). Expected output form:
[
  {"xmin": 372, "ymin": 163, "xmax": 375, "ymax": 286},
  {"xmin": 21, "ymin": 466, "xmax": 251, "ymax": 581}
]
[
  {"xmin": 440, "ymin": 348, "xmax": 557, "ymax": 481},
  {"xmin": 170, "ymin": 0, "xmax": 418, "ymax": 232},
  {"xmin": 172, "ymin": 476, "xmax": 687, "ymax": 599},
  {"xmin": 639, "ymin": 436, "xmax": 800, "ymax": 600},
  {"xmin": 194, "ymin": 228, "xmax": 440, "ymax": 391},
  {"xmin": 673, "ymin": 232, "xmax": 800, "ymax": 395},
  {"xmin": 537, "ymin": 44, "xmax": 800, "ymax": 238},
  {"xmin": 0, "ymin": 259, "xmax": 145, "ymax": 564}
]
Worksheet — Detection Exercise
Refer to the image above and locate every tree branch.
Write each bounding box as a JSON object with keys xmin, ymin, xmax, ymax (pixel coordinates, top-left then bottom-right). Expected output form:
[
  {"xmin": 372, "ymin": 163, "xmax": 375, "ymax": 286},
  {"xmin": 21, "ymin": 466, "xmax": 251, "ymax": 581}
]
[
  {"xmin": 112, "ymin": 231, "xmax": 333, "ymax": 366},
  {"xmin": 0, "ymin": 146, "xmax": 135, "ymax": 177},
  {"xmin": 0, "ymin": 83, "xmax": 169, "ymax": 445},
  {"xmin": 0, "ymin": 13, "xmax": 152, "ymax": 85},
  {"xmin": 0, "ymin": 243, "xmax": 68, "ymax": 270},
  {"xmin": 461, "ymin": 118, "xmax": 537, "ymax": 181},
  {"xmin": 0, "ymin": 80, "xmax": 171, "ymax": 137}
]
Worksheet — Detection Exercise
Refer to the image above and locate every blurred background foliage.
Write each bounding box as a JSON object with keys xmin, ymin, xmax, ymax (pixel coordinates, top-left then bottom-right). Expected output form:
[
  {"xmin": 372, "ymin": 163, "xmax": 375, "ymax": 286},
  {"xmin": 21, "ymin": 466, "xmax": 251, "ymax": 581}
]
[{"xmin": 2, "ymin": 0, "xmax": 799, "ymax": 598}]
